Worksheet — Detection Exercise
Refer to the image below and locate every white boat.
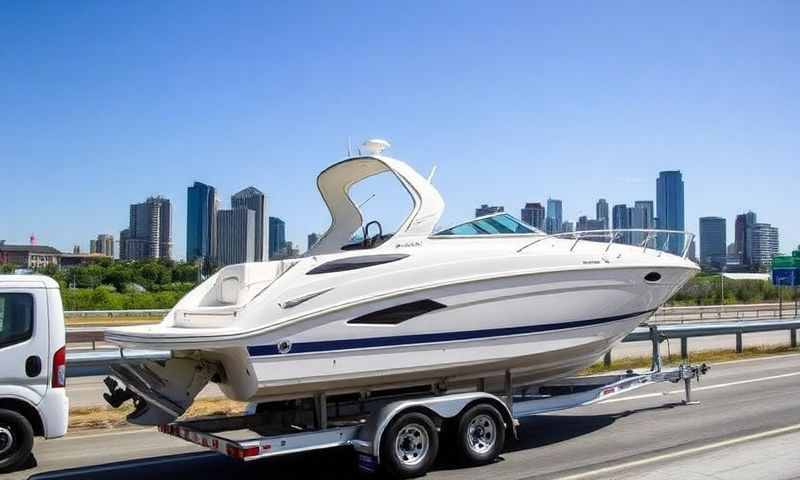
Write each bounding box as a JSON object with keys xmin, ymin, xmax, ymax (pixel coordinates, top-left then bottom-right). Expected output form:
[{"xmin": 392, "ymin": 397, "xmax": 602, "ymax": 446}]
[{"xmin": 104, "ymin": 139, "xmax": 699, "ymax": 426}]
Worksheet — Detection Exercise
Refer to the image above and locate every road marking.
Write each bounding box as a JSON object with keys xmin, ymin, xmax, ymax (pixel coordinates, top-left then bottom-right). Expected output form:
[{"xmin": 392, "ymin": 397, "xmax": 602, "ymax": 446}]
[
  {"xmin": 30, "ymin": 452, "xmax": 219, "ymax": 479},
  {"xmin": 554, "ymin": 423, "xmax": 800, "ymax": 480},
  {"xmin": 600, "ymin": 370, "xmax": 800, "ymax": 404},
  {"xmin": 59, "ymin": 428, "xmax": 152, "ymax": 441}
]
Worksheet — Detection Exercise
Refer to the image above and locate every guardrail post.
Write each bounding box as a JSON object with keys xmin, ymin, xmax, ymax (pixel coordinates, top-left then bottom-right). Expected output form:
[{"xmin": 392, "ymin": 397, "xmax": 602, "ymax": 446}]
[
  {"xmin": 649, "ymin": 326, "xmax": 662, "ymax": 372},
  {"xmin": 680, "ymin": 337, "xmax": 688, "ymax": 359},
  {"xmin": 791, "ymin": 329, "xmax": 797, "ymax": 349},
  {"xmin": 603, "ymin": 351, "xmax": 612, "ymax": 367},
  {"xmin": 736, "ymin": 332, "xmax": 743, "ymax": 353}
]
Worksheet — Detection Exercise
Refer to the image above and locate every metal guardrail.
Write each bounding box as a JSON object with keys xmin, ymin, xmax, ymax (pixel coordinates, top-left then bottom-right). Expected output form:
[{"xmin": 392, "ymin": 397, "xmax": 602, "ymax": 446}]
[
  {"xmin": 653, "ymin": 302, "xmax": 799, "ymax": 323},
  {"xmin": 65, "ymin": 309, "xmax": 169, "ymax": 318},
  {"xmin": 66, "ymin": 317, "xmax": 800, "ymax": 377}
]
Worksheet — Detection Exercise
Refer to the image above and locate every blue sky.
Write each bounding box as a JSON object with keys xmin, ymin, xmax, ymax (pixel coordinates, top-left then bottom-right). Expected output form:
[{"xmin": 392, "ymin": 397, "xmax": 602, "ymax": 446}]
[{"xmin": 1, "ymin": 1, "xmax": 798, "ymax": 259}]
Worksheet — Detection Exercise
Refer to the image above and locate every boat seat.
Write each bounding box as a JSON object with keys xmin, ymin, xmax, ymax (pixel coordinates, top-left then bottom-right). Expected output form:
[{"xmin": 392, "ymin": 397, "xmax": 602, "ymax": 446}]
[{"xmin": 215, "ymin": 265, "xmax": 247, "ymax": 305}]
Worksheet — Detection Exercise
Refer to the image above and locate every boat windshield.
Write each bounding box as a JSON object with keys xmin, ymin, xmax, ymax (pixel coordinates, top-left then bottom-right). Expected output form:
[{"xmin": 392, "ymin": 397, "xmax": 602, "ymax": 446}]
[{"xmin": 434, "ymin": 213, "xmax": 543, "ymax": 236}]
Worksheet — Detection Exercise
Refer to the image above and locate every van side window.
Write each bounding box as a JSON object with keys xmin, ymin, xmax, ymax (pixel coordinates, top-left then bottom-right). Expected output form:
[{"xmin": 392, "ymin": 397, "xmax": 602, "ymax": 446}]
[{"xmin": 0, "ymin": 293, "xmax": 34, "ymax": 348}]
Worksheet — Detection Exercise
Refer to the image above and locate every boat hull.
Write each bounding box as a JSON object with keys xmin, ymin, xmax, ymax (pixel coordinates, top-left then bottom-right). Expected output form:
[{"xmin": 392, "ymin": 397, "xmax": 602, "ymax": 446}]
[
  {"xmin": 232, "ymin": 265, "xmax": 691, "ymax": 401},
  {"xmin": 244, "ymin": 311, "xmax": 648, "ymax": 401}
]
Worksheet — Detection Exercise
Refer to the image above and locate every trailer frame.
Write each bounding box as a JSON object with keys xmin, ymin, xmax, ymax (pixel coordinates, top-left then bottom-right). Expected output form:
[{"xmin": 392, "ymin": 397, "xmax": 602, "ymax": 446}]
[{"xmin": 158, "ymin": 326, "xmax": 709, "ymax": 476}]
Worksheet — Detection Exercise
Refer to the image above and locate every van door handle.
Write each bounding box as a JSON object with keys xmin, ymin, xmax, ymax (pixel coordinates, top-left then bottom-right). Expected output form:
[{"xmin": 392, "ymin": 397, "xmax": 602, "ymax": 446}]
[{"xmin": 25, "ymin": 356, "xmax": 42, "ymax": 377}]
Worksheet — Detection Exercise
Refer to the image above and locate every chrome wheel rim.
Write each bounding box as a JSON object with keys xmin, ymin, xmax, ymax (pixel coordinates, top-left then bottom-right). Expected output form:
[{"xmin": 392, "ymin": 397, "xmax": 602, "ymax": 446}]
[
  {"xmin": 466, "ymin": 414, "xmax": 496, "ymax": 454},
  {"xmin": 394, "ymin": 423, "xmax": 429, "ymax": 466},
  {"xmin": 0, "ymin": 426, "xmax": 13, "ymax": 456}
]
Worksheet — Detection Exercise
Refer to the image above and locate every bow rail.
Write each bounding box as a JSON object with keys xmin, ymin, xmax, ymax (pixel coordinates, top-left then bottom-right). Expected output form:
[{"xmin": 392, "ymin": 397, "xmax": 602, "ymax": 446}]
[{"xmin": 516, "ymin": 229, "xmax": 695, "ymax": 259}]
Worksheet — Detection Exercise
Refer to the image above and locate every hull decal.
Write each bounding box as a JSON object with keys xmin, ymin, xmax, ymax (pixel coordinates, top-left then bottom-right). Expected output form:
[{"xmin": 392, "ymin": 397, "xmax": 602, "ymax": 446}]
[{"xmin": 247, "ymin": 308, "xmax": 656, "ymax": 357}]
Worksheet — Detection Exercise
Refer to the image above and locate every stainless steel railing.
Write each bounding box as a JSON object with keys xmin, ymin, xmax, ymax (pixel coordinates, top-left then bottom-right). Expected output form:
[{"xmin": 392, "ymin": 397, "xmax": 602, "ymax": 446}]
[{"xmin": 516, "ymin": 229, "xmax": 696, "ymax": 259}]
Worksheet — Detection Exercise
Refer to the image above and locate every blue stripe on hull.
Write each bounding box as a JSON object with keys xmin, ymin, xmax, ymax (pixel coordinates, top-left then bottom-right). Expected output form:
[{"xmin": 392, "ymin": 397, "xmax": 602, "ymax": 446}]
[{"xmin": 247, "ymin": 308, "xmax": 656, "ymax": 357}]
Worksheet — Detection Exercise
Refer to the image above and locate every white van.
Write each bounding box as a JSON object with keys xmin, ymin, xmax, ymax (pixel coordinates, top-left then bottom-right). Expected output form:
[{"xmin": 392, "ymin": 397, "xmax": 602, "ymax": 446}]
[{"xmin": 0, "ymin": 275, "xmax": 68, "ymax": 471}]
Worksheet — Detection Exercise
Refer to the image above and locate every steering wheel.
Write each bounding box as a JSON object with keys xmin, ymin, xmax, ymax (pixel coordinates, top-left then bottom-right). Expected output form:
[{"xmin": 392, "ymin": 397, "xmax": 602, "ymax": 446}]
[{"xmin": 362, "ymin": 221, "xmax": 383, "ymax": 248}]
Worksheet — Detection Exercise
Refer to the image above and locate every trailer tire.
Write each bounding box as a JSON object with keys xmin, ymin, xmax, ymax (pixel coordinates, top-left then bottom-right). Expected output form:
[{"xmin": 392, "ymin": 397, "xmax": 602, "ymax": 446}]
[
  {"xmin": 380, "ymin": 411, "xmax": 439, "ymax": 479},
  {"xmin": 454, "ymin": 403, "xmax": 505, "ymax": 466},
  {"xmin": 0, "ymin": 409, "xmax": 34, "ymax": 472}
]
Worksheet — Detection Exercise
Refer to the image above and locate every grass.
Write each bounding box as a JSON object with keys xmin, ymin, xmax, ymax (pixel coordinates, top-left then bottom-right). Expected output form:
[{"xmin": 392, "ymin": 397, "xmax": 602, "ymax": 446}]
[
  {"xmin": 69, "ymin": 397, "xmax": 247, "ymax": 430},
  {"xmin": 65, "ymin": 315, "xmax": 161, "ymax": 327},
  {"xmin": 68, "ymin": 344, "xmax": 800, "ymax": 432}
]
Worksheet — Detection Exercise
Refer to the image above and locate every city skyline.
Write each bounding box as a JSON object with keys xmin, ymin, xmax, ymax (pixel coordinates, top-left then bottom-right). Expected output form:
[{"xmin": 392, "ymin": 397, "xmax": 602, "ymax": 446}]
[
  {"xmin": 1, "ymin": 3, "xmax": 798, "ymax": 256},
  {"xmin": 0, "ymin": 169, "xmax": 793, "ymax": 268}
]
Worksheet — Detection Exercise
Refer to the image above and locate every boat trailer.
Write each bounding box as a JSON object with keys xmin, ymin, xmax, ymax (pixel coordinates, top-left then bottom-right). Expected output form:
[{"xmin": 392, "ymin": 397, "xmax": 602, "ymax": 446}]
[{"xmin": 157, "ymin": 325, "xmax": 709, "ymax": 478}]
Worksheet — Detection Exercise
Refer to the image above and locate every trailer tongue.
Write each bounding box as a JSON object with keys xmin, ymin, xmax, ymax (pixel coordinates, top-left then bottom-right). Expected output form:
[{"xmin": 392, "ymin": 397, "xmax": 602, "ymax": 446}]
[{"xmin": 153, "ymin": 327, "xmax": 709, "ymax": 478}]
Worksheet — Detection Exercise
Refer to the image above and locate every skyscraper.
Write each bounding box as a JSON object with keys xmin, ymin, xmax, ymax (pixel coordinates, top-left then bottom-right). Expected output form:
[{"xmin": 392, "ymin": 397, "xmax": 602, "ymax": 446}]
[
  {"xmin": 91, "ymin": 234, "xmax": 114, "ymax": 257},
  {"xmin": 656, "ymin": 171, "xmax": 685, "ymax": 255},
  {"xmin": 634, "ymin": 201, "xmax": 654, "ymax": 228},
  {"xmin": 475, "ymin": 204, "xmax": 504, "ymax": 217},
  {"xmin": 612, "ymin": 204, "xmax": 630, "ymax": 244},
  {"xmin": 520, "ymin": 202, "xmax": 546, "ymax": 230},
  {"xmin": 735, "ymin": 211, "xmax": 757, "ymax": 264},
  {"xmin": 747, "ymin": 223, "xmax": 779, "ymax": 270},
  {"xmin": 119, "ymin": 229, "xmax": 130, "ymax": 259},
  {"xmin": 216, "ymin": 208, "xmax": 256, "ymax": 266},
  {"xmin": 307, "ymin": 233, "xmax": 321, "ymax": 251},
  {"xmin": 630, "ymin": 201, "xmax": 655, "ymax": 246},
  {"xmin": 699, "ymin": 217, "xmax": 727, "ymax": 268},
  {"xmin": 268, "ymin": 217, "xmax": 286, "ymax": 259},
  {"xmin": 232, "ymin": 187, "xmax": 266, "ymax": 261},
  {"xmin": 121, "ymin": 196, "xmax": 172, "ymax": 260},
  {"xmin": 577, "ymin": 216, "xmax": 606, "ymax": 233},
  {"xmin": 186, "ymin": 182, "xmax": 219, "ymax": 263},
  {"xmin": 596, "ymin": 199, "xmax": 609, "ymax": 228},
  {"xmin": 545, "ymin": 198, "xmax": 563, "ymax": 234}
]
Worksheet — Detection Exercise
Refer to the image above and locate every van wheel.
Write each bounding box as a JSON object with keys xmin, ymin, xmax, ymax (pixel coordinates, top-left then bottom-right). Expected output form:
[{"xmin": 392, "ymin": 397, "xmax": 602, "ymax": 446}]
[
  {"xmin": 380, "ymin": 411, "xmax": 439, "ymax": 479},
  {"xmin": 0, "ymin": 409, "xmax": 34, "ymax": 472},
  {"xmin": 454, "ymin": 404, "xmax": 506, "ymax": 466}
]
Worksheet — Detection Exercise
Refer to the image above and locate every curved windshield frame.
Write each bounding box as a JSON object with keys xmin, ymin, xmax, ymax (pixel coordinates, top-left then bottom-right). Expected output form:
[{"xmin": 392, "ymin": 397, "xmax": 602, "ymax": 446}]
[{"xmin": 433, "ymin": 213, "xmax": 543, "ymax": 236}]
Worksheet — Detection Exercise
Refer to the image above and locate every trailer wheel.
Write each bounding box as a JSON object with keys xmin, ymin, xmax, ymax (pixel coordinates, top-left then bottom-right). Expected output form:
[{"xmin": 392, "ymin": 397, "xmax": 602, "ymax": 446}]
[
  {"xmin": 380, "ymin": 411, "xmax": 439, "ymax": 479},
  {"xmin": 0, "ymin": 409, "xmax": 34, "ymax": 472},
  {"xmin": 454, "ymin": 404, "xmax": 506, "ymax": 466}
]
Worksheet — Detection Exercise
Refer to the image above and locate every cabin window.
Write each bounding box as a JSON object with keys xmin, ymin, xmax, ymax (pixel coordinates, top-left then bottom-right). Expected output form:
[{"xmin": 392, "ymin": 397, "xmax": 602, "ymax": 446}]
[
  {"xmin": 0, "ymin": 293, "xmax": 34, "ymax": 349},
  {"xmin": 347, "ymin": 299, "xmax": 446, "ymax": 325},
  {"xmin": 434, "ymin": 213, "xmax": 541, "ymax": 236},
  {"xmin": 307, "ymin": 254, "xmax": 410, "ymax": 274}
]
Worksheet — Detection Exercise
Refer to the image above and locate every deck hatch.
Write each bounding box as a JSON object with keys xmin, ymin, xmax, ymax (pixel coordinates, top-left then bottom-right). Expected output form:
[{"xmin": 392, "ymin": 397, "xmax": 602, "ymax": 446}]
[{"xmin": 347, "ymin": 299, "xmax": 446, "ymax": 325}]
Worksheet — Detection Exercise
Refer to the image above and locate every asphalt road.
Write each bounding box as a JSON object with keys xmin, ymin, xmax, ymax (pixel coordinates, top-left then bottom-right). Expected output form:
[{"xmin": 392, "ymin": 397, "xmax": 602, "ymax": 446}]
[{"xmin": 15, "ymin": 353, "xmax": 800, "ymax": 480}]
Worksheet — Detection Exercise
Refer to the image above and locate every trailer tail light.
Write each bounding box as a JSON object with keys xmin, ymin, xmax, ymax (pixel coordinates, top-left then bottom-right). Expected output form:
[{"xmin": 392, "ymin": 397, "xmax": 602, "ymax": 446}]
[
  {"xmin": 52, "ymin": 346, "xmax": 66, "ymax": 388},
  {"xmin": 226, "ymin": 445, "xmax": 260, "ymax": 459}
]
